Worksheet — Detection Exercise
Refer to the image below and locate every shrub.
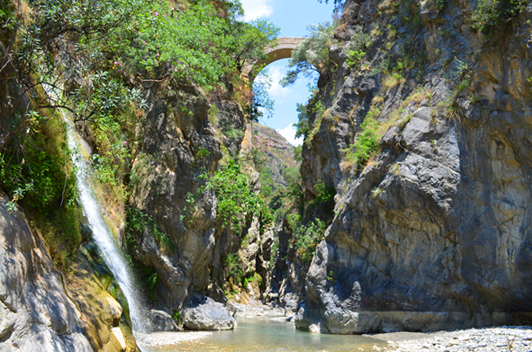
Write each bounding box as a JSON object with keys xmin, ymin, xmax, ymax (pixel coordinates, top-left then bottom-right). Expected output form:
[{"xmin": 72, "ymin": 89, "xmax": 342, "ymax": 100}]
[
  {"xmin": 242, "ymin": 134, "xmax": 269, "ymax": 169},
  {"xmin": 344, "ymin": 117, "xmax": 380, "ymax": 170},
  {"xmin": 305, "ymin": 100, "xmax": 326, "ymax": 145},
  {"xmin": 210, "ymin": 158, "xmax": 272, "ymax": 230},
  {"xmin": 471, "ymin": 0, "xmax": 523, "ymax": 34},
  {"xmin": 225, "ymin": 253, "xmax": 243, "ymax": 282},
  {"xmin": 346, "ymin": 28, "xmax": 371, "ymax": 68},
  {"xmin": 125, "ymin": 206, "xmax": 174, "ymax": 253},
  {"xmin": 293, "ymin": 219, "xmax": 327, "ymax": 264},
  {"xmin": 0, "ymin": 114, "xmax": 82, "ymax": 269},
  {"xmin": 346, "ymin": 49, "xmax": 366, "ymax": 67}
]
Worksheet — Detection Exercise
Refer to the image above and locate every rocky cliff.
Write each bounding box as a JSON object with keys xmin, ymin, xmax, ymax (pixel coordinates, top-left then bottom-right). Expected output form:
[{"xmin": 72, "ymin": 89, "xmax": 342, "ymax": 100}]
[
  {"xmin": 126, "ymin": 76, "xmax": 276, "ymax": 318},
  {"xmin": 127, "ymin": 77, "xmax": 224, "ymax": 311},
  {"xmin": 5, "ymin": 0, "xmax": 532, "ymax": 346},
  {"xmin": 294, "ymin": 0, "xmax": 532, "ymax": 334},
  {"xmin": 0, "ymin": 193, "xmax": 133, "ymax": 351}
]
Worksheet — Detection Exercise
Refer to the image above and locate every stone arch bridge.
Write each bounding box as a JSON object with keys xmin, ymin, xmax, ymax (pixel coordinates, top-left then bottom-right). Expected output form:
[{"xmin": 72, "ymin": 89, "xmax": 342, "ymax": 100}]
[{"xmin": 243, "ymin": 37, "xmax": 304, "ymax": 81}]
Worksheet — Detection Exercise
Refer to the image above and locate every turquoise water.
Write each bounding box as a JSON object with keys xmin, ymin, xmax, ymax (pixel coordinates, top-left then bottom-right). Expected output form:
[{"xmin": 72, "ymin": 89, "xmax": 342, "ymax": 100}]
[{"xmin": 142, "ymin": 316, "xmax": 385, "ymax": 351}]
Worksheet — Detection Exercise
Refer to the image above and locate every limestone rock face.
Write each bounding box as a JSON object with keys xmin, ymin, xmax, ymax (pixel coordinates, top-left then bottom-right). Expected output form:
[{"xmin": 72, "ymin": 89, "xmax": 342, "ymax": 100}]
[
  {"xmin": 182, "ymin": 295, "xmax": 236, "ymax": 330},
  {"xmin": 0, "ymin": 194, "xmax": 92, "ymax": 351},
  {"xmin": 129, "ymin": 78, "xmax": 230, "ymax": 311},
  {"xmin": 296, "ymin": 0, "xmax": 532, "ymax": 333},
  {"xmin": 128, "ymin": 77, "xmax": 281, "ymax": 323}
]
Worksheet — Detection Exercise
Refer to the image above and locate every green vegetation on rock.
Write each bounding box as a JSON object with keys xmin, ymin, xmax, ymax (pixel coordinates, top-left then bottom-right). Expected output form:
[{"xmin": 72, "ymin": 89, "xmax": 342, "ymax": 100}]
[
  {"xmin": 471, "ymin": 0, "xmax": 523, "ymax": 34},
  {"xmin": 211, "ymin": 157, "xmax": 272, "ymax": 231}
]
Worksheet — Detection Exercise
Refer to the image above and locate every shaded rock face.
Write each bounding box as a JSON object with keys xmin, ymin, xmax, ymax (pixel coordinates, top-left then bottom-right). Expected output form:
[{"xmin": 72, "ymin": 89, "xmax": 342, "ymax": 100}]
[
  {"xmin": 0, "ymin": 194, "xmax": 92, "ymax": 351},
  {"xmin": 182, "ymin": 295, "xmax": 236, "ymax": 330},
  {"xmin": 296, "ymin": 0, "xmax": 532, "ymax": 333},
  {"xmin": 147, "ymin": 309, "xmax": 179, "ymax": 332},
  {"xmin": 128, "ymin": 78, "xmax": 280, "ymax": 322},
  {"xmin": 214, "ymin": 98, "xmax": 248, "ymax": 157},
  {"xmin": 270, "ymin": 224, "xmax": 307, "ymax": 314}
]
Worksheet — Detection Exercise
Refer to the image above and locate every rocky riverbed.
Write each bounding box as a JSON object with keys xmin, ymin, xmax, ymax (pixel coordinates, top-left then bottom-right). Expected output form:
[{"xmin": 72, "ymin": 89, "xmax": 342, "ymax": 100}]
[{"xmin": 369, "ymin": 326, "xmax": 532, "ymax": 352}]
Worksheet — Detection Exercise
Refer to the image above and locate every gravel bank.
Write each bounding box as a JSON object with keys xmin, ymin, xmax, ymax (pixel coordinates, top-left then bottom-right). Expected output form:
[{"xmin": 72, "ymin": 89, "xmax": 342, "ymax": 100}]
[
  {"xmin": 136, "ymin": 331, "xmax": 212, "ymax": 349},
  {"xmin": 367, "ymin": 326, "xmax": 532, "ymax": 351}
]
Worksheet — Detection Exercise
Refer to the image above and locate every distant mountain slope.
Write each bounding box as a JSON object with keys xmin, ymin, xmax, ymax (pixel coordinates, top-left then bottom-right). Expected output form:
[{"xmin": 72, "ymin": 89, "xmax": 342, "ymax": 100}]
[{"xmin": 245, "ymin": 122, "xmax": 299, "ymax": 189}]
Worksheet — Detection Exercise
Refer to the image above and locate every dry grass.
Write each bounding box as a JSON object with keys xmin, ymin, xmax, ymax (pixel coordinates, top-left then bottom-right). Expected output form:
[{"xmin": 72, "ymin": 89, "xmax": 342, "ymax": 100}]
[
  {"xmin": 389, "ymin": 162, "xmax": 401, "ymax": 176},
  {"xmin": 361, "ymin": 154, "xmax": 380, "ymax": 174},
  {"xmin": 373, "ymin": 95, "xmax": 385, "ymax": 104},
  {"xmin": 376, "ymin": 114, "xmax": 400, "ymax": 136},
  {"xmin": 382, "ymin": 73, "xmax": 405, "ymax": 91},
  {"xmin": 340, "ymin": 160, "xmax": 353, "ymax": 173},
  {"xmin": 349, "ymin": 103, "xmax": 360, "ymax": 118}
]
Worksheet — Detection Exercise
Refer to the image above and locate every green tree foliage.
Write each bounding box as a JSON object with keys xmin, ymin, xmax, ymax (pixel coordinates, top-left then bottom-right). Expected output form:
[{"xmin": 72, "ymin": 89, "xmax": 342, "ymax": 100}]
[
  {"xmin": 225, "ymin": 253, "xmax": 243, "ymax": 282},
  {"xmin": 1, "ymin": 0, "xmax": 278, "ymax": 162},
  {"xmin": 0, "ymin": 0, "xmax": 278, "ymax": 221},
  {"xmin": 471, "ymin": 0, "xmax": 523, "ymax": 34},
  {"xmin": 281, "ymin": 22, "xmax": 334, "ymax": 86},
  {"xmin": 210, "ymin": 158, "xmax": 272, "ymax": 230},
  {"xmin": 293, "ymin": 218, "xmax": 326, "ymax": 264},
  {"xmin": 0, "ymin": 115, "xmax": 82, "ymax": 269},
  {"xmin": 250, "ymin": 70, "xmax": 275, "ymax": 121},
  {"xmin": 294, "ymin": 103, "xmax": 310, "ymax": 138}
]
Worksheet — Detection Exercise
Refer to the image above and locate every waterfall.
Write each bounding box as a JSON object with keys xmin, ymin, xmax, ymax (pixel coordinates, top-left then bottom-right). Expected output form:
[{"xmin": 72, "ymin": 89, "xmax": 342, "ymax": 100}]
[{"xmin": 65, "ymin": 118, "xmax": 148, "ymax": 333}]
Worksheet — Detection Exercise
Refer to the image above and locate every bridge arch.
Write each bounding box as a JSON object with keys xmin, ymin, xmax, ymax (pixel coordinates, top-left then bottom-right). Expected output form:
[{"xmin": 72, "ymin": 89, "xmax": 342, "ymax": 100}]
[{"xmin": 244, "ymin": 37, "xmax": 304, "ymax": 81}]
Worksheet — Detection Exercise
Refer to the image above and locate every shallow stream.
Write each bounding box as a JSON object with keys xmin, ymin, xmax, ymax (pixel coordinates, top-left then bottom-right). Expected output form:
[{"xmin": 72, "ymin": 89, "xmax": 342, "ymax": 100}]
[{"xmin": 138, "ymin": 316, "xmax": 386, "ymax": 351}]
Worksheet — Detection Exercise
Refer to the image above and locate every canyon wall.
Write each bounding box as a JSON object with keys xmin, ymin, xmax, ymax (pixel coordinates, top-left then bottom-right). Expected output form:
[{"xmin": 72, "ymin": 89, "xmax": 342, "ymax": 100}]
[{"xmin": 295, "ymin": 0, "xmax": 532, "ymax": 333}]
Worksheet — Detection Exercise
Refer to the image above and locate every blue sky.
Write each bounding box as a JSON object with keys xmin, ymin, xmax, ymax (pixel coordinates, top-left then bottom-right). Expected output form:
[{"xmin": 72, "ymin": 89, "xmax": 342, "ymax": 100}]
[{"xmin": 240, "ymin": 0, "xmax": 336, "ymax": 145}]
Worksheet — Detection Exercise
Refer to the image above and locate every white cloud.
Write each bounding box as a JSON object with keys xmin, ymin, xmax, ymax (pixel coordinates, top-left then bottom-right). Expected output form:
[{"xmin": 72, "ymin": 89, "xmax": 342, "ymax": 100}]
[
  {"xmin": 266, "ymin": 66, "xmax": 291, "ymax": 99},
  {"xmin": 278, "ymin": 124, "xmax": 303, "ymax": 146},
  {"xmin": 241, "ymin": 0, "xmax": 273, "ymax": 21}
]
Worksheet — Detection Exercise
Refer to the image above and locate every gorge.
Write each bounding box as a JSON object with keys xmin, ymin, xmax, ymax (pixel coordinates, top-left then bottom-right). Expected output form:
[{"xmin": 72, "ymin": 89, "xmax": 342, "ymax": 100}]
[{"xmin": 1, "ymin": 0, "xmax": 532, "ymax": 351}]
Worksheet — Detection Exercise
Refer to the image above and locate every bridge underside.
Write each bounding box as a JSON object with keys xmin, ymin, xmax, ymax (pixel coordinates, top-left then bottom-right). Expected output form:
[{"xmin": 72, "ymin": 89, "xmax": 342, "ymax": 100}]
[{"xmin": 244, "ymin": 37, "xmax": 304, "ymax": 81}]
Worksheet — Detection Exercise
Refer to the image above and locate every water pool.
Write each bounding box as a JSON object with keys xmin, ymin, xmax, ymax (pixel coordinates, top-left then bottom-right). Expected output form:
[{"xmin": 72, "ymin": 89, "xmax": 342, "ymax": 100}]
[{"xmin": 139, "ymin": 316, "xmax": 386, "ymax": 351}]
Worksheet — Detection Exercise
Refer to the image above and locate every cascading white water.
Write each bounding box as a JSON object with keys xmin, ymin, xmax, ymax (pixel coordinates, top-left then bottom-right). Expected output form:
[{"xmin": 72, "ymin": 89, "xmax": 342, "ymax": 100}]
[{"xmin": 65, "ymin": 119, "xmax": 147, "ymax": 333}]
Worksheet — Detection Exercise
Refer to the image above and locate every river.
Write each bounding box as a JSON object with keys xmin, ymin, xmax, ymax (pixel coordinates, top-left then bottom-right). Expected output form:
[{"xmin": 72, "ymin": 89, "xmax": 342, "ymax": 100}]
[{"xmin": 138, "ymin": 316, "xmax": 386, "ymax": 351}]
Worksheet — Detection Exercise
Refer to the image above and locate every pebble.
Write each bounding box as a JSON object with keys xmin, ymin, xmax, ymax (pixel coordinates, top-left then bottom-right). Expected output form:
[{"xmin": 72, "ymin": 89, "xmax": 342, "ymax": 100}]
[{"xmin": 388, "ymin": 326, "xmax": 532, "ymax": 352}]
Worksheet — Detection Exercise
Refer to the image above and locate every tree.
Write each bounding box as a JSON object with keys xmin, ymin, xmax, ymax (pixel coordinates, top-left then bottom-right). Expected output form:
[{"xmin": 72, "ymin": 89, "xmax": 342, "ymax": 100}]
[
  {"xmin": 317, "ymin": 0, "xmax": 345, "ymax": 13},
  {"xmin": 250, "ymin": 69, "xmax": 274, "ymax": 121},
  {"xmin": 281, "ymin": 22, "xmax": 333, "ymax": 86},
  {"xmin": 0, "ymin": 0, "xmax": 278, "ymax": 210}
]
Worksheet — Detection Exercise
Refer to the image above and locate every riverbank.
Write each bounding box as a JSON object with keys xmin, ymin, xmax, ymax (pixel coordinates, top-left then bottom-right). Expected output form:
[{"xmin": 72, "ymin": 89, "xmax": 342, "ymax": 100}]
[
  {"xmin": 368, "ymin": 326, "xmax": 532, "ymax": 352},
  {"xmin": 136, "ymin": 331, "xmax": 212, "ymax": 350}
]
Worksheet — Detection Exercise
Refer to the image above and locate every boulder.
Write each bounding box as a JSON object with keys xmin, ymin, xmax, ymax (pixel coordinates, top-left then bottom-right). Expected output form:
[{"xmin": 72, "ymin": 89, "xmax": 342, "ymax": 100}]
[
  {"xmin": 182, "ymin": 295, "xmax": 236, "ymax": 331},
  {"xmin": 147, "ymin": 309, "xmax": 179, "ymax": 332}
]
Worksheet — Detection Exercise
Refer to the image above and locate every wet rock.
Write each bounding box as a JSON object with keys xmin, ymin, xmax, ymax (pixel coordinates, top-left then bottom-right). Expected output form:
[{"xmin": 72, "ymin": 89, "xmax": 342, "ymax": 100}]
[{"xmin": 147, "ymin": 309, "xmax": 179, "ymax": 332}]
